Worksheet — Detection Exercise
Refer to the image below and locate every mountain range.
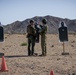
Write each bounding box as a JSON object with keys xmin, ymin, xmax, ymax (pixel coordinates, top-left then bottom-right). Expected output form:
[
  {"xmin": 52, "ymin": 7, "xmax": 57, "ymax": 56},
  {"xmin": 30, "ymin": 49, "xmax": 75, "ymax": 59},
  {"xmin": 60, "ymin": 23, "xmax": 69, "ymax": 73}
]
[{"xmin": 3, "ymin": 15, "xmax": 76, "ymax": 34}]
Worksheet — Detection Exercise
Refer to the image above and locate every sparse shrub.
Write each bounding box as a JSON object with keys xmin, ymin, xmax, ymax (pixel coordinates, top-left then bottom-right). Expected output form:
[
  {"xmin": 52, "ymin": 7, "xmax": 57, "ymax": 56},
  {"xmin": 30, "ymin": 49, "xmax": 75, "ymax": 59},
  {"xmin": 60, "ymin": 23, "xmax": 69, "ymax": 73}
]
[{"xmin": 21, "ymin": 42, "xmax": 27, "ymax": 46}]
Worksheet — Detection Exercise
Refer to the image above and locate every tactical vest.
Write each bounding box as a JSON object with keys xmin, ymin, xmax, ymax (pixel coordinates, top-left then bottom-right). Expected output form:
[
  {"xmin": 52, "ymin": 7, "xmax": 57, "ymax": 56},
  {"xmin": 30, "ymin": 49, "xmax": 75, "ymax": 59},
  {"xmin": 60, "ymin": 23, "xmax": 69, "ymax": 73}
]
[
  {"xmin": 27, "ymin": 25, "xmax": 36, "ymax": 36},
  {"xmin": 40, "ymin": 25, "xmax": 47, "ymax": 35}
]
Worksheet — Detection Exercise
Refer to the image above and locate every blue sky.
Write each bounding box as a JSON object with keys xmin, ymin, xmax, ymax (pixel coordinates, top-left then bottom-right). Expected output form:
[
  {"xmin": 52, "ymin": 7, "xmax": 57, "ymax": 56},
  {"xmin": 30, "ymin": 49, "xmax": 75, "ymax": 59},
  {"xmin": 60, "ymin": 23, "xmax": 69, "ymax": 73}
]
[{"xmin": 0, "ymin": 0, "xmax": 76, "ymax": 25}]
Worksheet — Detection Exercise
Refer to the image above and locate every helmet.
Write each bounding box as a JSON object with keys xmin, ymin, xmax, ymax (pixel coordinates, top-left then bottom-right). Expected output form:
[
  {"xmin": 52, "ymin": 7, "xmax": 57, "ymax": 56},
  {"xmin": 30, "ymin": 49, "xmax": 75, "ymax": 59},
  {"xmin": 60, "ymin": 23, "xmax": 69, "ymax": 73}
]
[
  {"xmin": 42, "ymin": 19, "xmax": 47, "ymax": 24},
  {"xmin": 29, "ymin": 20, "xmax": 34, "ymax": 23}
]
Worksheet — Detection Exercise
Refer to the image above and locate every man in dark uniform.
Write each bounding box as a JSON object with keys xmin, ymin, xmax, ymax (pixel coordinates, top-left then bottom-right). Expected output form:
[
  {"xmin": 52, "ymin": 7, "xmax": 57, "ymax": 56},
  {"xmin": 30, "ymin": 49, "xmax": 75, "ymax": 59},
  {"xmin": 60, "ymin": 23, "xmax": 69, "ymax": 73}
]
[{"xmin": 27, "ymin": 20, "xmax": 36, "ymax": 56}]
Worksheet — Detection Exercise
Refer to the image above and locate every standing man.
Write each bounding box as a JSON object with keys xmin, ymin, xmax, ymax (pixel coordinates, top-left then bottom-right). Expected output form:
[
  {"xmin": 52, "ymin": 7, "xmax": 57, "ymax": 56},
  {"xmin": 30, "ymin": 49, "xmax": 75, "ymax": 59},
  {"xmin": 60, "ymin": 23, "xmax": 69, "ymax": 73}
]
[
  {"xmin": 27, "ymin": 20, "xmax": 36, "ymax": 56},
  {"xmin": 40, "ymin": 19, "xmax": 47, "ymax": 56}
]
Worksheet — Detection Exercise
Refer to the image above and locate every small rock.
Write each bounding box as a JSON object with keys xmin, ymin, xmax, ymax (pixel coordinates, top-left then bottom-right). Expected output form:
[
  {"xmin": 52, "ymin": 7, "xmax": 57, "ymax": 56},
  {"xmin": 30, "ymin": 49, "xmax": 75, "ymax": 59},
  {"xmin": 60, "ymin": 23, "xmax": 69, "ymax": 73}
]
[
  {"xmin": 51, "ymin": 45, "xmax": 54, "ymax": 47},
  {"xmin": 71, "ymin": 40, "xmax": 75, "ymax": 43},
  {"xmin": 57, "ymin": 58, "xmax": 60, "ymax": 61},
  {"xmin": 71, "ymin": 45, "xmax": 74, "ymax": 47},
  {"xmin": 72, "ymin": 73, "xmax": 75, "ymax": 75}
]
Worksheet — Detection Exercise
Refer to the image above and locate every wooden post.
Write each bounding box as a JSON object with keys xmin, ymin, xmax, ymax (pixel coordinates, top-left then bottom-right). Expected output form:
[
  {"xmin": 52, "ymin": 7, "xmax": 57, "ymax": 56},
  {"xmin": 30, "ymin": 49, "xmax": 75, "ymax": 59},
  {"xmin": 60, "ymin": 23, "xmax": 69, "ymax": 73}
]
[
  {"xmin": 62, "ymin": 42, "xmax": 69, "ymax": 55},
  {"xmin": 63, "ymin": 42, "xmax": 65, "ymax": 53}
]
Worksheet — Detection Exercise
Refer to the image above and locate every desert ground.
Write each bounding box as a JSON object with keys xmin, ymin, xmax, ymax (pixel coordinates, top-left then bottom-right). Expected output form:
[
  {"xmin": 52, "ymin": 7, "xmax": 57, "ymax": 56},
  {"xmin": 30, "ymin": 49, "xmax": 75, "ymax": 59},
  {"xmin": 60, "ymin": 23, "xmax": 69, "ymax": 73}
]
[{"xmin": 0, "ymin": 34, "xmax": 76, "ymax": 75}]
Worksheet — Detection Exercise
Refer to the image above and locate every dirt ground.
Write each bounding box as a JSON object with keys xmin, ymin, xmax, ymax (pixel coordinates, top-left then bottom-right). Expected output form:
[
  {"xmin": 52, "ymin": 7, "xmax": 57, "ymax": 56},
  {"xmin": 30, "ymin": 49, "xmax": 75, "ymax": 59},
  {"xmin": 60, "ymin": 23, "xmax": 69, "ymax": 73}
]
[{"xmin": 0, "ymin": 34, "xmax": 76, "ymax": 75}]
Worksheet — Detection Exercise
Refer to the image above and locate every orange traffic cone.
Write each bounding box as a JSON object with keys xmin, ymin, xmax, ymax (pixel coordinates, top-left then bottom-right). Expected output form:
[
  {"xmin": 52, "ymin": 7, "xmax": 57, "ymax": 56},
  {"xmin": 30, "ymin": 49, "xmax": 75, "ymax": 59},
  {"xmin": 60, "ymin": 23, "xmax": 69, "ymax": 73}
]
[
  {"xmin": 0, "ymin": 56, "xmax": 8, "ymax": 72},
  {"xmin": 50, "ymin": 70, "xmax": 54, "ymax": 75}
]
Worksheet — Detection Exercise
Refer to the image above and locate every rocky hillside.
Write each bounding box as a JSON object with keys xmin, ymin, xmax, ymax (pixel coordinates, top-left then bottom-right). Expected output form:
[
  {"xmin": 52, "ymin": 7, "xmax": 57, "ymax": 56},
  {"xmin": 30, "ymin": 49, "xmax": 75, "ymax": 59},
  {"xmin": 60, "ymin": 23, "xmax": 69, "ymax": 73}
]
[{"xmin": 3, "ymin": 15, "xmax": 76, "ymax": 34}]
